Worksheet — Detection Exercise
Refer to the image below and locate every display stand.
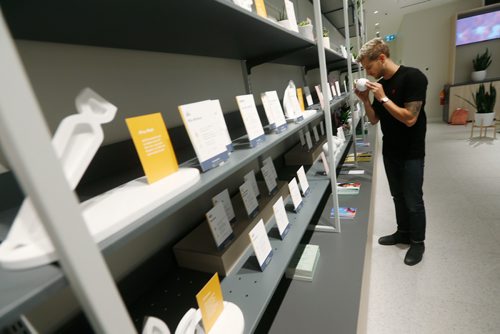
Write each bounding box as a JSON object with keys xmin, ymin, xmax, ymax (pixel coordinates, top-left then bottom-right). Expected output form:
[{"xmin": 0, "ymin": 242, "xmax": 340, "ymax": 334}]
[
  {"xmin": 174, "ymin": 182, "xmax": 288, "ymax": 276},
  {"xmin": 470, "ymin": 119, "xmax": 497, "ymax": 139}
]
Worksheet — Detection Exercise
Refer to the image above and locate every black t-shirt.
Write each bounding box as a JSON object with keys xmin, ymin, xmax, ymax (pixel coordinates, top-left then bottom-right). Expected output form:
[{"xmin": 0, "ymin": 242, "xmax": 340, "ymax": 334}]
[{"xmin": 372, "ymin": 65, "xmax": 428, "ymax": 159}]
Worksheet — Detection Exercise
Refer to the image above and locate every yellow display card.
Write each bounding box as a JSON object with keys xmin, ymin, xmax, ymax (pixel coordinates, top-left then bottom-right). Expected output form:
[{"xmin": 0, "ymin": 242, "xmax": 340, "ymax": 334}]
[
  {"xmin": 196, "ymin": 273, "xmax": 224, "ymax": 333},
  {"xmin": 125, "ymin": 113, "xmax": 178, "ymax": 184},
  {"xmin": 255, "ymin": 0, "xmax": 267, "ymax": 18},
  {"xmin": 297, "ymin": 88, "xmax": 305, "ymax": 111}
]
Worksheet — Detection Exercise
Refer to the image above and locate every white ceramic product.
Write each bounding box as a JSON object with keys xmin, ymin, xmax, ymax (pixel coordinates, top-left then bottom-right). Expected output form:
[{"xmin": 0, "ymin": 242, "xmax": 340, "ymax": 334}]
[
  {"xmin": 0, "ymin": 88, "xmax": 201, "ymax": 270},
  {"xmin": 142, "ymin": 317, "xmax": 171, "ymax": 334},
  {"xmin": 175, "ymin": 302, "xmax": 244, "ymax": 334},
  {"xmin": 356, "ymin": 78, "xmax": 369, "ymax": 92},
  {"xmin": 298, "ymin": 24, "xmax": 314, "ymax": 40},
  {"xmin": 283, "ymin": 80, "xmax": 302, "ymax": 121}
]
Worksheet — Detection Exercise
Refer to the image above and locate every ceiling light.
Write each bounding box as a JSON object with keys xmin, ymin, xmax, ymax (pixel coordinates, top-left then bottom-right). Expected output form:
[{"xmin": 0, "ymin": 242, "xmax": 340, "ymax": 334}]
[
  {"xmin": 374, "ymin": 10, "xmax": 379, "ymax": 14},
  {"xmin": 375, "ymin": 23, "xmax": 380, "ymax": 26}
]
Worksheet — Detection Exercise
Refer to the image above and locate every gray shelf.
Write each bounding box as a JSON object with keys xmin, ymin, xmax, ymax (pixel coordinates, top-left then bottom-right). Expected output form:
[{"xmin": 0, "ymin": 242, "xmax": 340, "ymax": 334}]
[
  {"xmin": 267, "ymin": 128, "xmax": 375, "ymax": 334},
  {"xmin": 221, "ymin": 179, "xmax": 330, "ymax": 334},
  {"xmin": 1, "ymin": 0, "xmax": 345, "ymax": 68}
]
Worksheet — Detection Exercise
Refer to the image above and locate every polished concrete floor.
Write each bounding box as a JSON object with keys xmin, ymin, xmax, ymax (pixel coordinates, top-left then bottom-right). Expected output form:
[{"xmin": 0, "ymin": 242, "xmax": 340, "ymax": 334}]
[{"xmin": 366, "ymin": 122, "xmax": 500, "ymax": 334}]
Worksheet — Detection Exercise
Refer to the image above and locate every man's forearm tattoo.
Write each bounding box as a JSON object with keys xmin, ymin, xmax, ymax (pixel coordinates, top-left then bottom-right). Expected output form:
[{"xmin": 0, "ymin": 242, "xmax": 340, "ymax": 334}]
[{"xmin": 405, "ymin": 101, "xmax": 423, "ymax": 117}]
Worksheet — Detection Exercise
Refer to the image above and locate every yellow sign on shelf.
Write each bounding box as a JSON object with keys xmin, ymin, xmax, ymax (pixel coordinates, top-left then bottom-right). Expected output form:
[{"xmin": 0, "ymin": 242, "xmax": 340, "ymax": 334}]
[
  {"xmin": 125, "ymin": 112, "xmax": 178, "ymax": 184},
  {"xmin": 255, "ymin": 0, "xmax": 267, "ymax": 18},
  {"xmin": 297, "ymin": 88, "xmax": 305, "ymax": 111},
  {"xmin": 196, "ymin": 273, "xmax": 225, "ymax": 333}
]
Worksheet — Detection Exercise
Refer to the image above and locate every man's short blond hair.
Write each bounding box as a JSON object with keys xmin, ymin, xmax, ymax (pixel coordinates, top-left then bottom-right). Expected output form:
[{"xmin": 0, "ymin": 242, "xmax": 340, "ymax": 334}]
[{"xmin": 356, "ymin": 38, "xmax": 390, "ymax": 62}]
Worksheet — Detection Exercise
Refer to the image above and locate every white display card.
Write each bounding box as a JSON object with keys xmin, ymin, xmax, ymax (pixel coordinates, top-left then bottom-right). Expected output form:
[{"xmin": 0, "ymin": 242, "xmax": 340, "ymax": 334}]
[
  {"xmin": 261, "ymin": 162, "xmax": 278, "ymax": 195},
  {"xmin": 330, "ymin": 84, "xmax": 337, "ymax": 97},
  {"xmin": 347, "ymin": 169, "xmax": 365, "ymax": 175},
  {"xmin": 212, "ymin": 189, "xmax": 236, "ymax": 223},
  {"xmin": 320, "ymin": 121, "xmax": 325, "ymax": 136},
  {"xmin": 210, "ymin": 99, "xmax": 233, "ymax": 152},
  {"xmin": 327, "ymin": 85, "xmax": 333, "ymax": 100},
  {"xmin": 288, "ymin": 177, "xmax": 303, "ymax": 212},
  {"xmin": 179, "ymin": 100, "xmax": 229, "ymax": 172},
  {"xmin": 303, "ymin": 86, "xmax": 314, "ymax": 107},
  {"xmin": 260, "ymin": 92, "xmax": 275, "ymax": 129},
  {"xmin": 265, "ymin": 91, "xmax": 287, "ymax": 133},
  {"xmin": 248, "ymin": 219, "xmax": 273, "ymax": 271},
  {"xmin": 335, "ymin": 81, "xmax": 341, "ymax": 96},
  {"xmin": 312, "ymin": 126, "xmax": 320, "ymax": 142},
  {"xmin": 305, "ymin": 131, "xmax": 313, "ymax": 151},
  {"xmin": 315, "ymin": 85, "xmax": 324, "ymax": 110},
  {"xmin": 337, "ymin": 126, "xmax": 346, "ymax": 141},
  {"xmin": 244, "ymin": 170, "xmax": 260, "ymax": 199},
  {"xmin": 240, "ymin": 180, "xmax": 259, "ymax": 218},
  {"xmin": 262, "ymin": 156, "xmax": 278, "ymax": 180},
  {"xmin": 320, "ymin": 152, "xmax": 330, "ymax": 176},
  {"xmin": 296, "ymin": 166, "xmax": 310, "ymax": 196},
  {"xmin": 284, "ymin": 0, "xmax": 299, "ymax": 33},
  {"xmin": 236, "ymin": 94, "xmax": 266, "ymax": 147},
  {"xmin": 206, "ymin": 203, "xmax": 234, "ymax": 250},
  {"xmin": 298, "ymin": 129, "xmax": 306, "ymax": 146},
  {"xmin": 272, "ymin": 196, "xmax": 291, "ymax": 238}
]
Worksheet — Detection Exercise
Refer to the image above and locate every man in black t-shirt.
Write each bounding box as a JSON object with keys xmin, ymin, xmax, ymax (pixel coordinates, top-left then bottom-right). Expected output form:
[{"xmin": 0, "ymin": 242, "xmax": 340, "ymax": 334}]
[{"xmin": 355, "ymin": 38, "xmax": 427, "ymax": 266}]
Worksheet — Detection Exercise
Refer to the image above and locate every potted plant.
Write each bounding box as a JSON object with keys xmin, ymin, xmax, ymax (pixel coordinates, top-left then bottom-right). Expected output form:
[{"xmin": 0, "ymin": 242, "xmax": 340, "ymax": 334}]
[
  {"xmin": 298, "ymin": 19, "xmax": 314, "ymax": 41},
  {"xmin": 322, "ymin": 27, "xmax": 330, "ymax": 49},
  {"xmin": 471, "ymin": 48, "xmax": 492, "ymax": 82},
  {"xmin": 456, "ymin": 82, "xmax": 496, "ymax": 126}
]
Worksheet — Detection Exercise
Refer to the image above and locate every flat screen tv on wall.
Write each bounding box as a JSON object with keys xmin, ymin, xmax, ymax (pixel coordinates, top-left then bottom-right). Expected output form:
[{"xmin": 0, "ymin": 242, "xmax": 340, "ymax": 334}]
[{"xmin": 456, "ymin": 9, "xmax": 500, "ymax": 46}]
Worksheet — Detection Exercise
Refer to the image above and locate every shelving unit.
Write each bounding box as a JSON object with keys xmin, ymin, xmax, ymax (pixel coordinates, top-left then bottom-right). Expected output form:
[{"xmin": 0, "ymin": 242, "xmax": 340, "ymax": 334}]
[{"xmin": 0, "ymin": 0, "xmax": 365, "ymax": 332}]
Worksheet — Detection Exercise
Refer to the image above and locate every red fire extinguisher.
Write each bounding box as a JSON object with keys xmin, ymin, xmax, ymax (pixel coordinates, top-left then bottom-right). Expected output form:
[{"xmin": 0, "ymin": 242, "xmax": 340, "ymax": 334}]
[{"xmin": 439, "ymin": 89, "xmax": 445, "ymax": 105}]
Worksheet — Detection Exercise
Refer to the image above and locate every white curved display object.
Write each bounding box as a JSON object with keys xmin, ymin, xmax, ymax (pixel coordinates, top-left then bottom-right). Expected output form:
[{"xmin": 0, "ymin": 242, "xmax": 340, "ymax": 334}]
[
  {"xmin": 142, "ymin": 316, "xmax": 171, "ymax": 334},
  {"xmin": 175, "ymin": 302, "xmax": 244, "ymax": 334},
  {"xmin": 0, "ymin": 88, "xmax": 200, "ymax": 270},
  {"xmin": 283, "ymin": 80, "xmax": 303, "ymax": 121}
]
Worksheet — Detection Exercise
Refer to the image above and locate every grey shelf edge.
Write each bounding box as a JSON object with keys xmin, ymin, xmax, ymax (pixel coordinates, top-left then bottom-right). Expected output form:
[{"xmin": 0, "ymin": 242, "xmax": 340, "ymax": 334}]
[{"xmin": 220, "ymin": 178, "xmax": 330, "ymax": 334}]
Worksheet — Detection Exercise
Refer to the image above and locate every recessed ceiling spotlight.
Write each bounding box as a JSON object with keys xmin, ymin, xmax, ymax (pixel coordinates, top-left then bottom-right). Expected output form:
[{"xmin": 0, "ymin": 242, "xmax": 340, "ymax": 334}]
[
  {"xmin": 374, "ymin": 10, "xmax": 379, "ymax": 14},
  {"xmin": 375, "ymin": 23, "xmax": 380, "ymax": 26}
]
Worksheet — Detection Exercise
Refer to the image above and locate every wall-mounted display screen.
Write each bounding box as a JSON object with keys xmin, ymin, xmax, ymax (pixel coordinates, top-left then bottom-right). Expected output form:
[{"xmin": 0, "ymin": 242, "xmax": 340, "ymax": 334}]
[{"xmin": 456, "ymin": 10, "xmax": 500, "ymax": 46}]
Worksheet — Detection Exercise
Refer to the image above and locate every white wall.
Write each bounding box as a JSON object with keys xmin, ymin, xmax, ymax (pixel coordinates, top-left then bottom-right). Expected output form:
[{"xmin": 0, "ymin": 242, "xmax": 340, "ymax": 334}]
[{"xmin": 394, "ymin": 0, "xmax": 482, "ymax": 122}]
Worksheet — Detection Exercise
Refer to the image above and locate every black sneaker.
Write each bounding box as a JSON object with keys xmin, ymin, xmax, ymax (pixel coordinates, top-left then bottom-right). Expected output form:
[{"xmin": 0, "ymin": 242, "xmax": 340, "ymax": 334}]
[
  {"xmin": 404, "ymin": 242, "xmax": 425, "ymax": 266},
  {"xmin": 378, "ymin": 231, "xmax": 411, "ymax": 245}
]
